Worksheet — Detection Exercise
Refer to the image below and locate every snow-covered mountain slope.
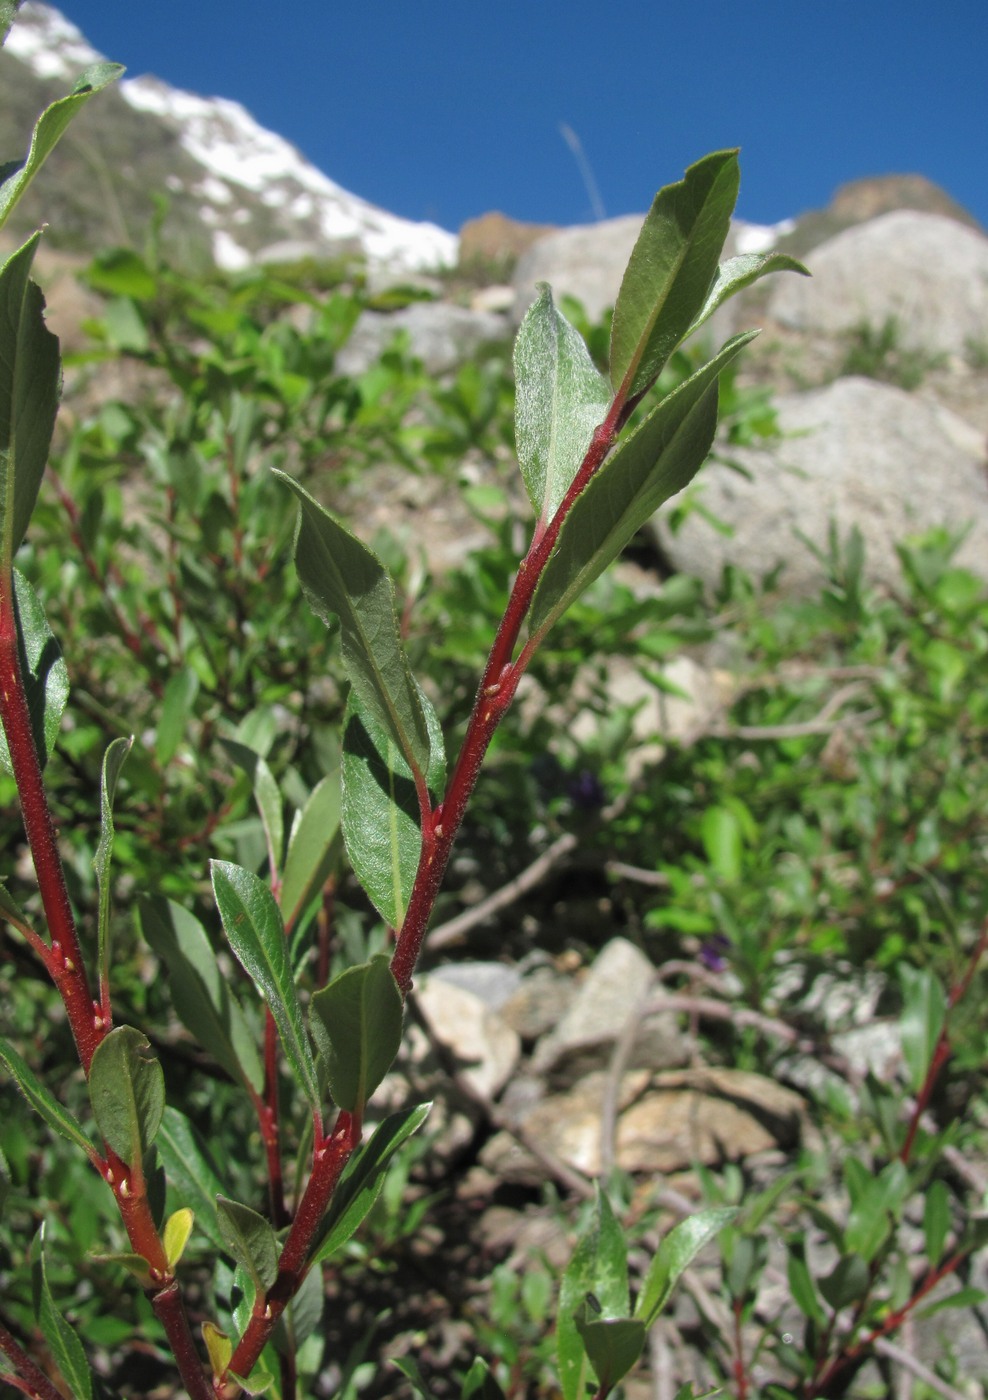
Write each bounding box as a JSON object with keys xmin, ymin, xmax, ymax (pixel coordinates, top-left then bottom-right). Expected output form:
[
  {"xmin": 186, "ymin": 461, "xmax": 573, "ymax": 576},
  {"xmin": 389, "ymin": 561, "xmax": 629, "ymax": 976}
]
[{"xmin": 3, "ymin": 3, "xmax": 458, "ymax": 274}]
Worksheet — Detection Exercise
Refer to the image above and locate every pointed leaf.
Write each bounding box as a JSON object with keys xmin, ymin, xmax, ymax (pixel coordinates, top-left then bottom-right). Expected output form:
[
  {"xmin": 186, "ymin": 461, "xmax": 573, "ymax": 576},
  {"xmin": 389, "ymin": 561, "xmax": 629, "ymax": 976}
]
[
  {"xmin": 0, "ymin": 235, "xmax": 61, "ymax": 567},
  {"xmin": 202, "ymin": 1322, "xmax": 233, "ymax": 1381},
  {"xmin": 531, "ymin": 333, "xmax": 755, "ymax": 642},
  {"xmin": 227, "ymin": 1365, "xmax": 275, "ymax": 1396},
  {"xmin": 32, "ymin": 1226, "xmax": 94, "ymax": 1400},
  {"xmin": 219, "ymin": 737, "xmax": 284, "ymax": 880},
  {"xmin": 786, "ymin": 1239, "xmax": 827, "ymax": 1327},
  {"xmin": 818, "ymin": 1253, "xmax": 870, "ymax": 1312},
  {"xmin": 462, "ymin": 1358, "xmax": 507, "ymax": 1400},
  {"xmin": 686, "ymin": 251, "xmax": 810, "ymax": 340},
  {"xmin": 309, "ymin": 1102, "xmax": 431, "ymax": 1265},
  {"xmin": 281, "ymin": 774, "xmax": 342, "ymax": 933},
  {"xmin": 923, "ymin": 1179, "xmax": 951, "ymax": 1267},
  {"xmin": 341, "ymin": 686, "xmax": 444, "ymax": 929},
  {"xmin": 514, "ymin": 284, "xmax": 611, "ymax": 521},
  {"xmin": 94, "ymin": 735, "xmax": 132, "ymax": 997},
  {"xmin": 0, "ymin": 63, "xmax": 124, "ymax": 232},
  {"xmin": 157, "ymin": 1107, "xmax": 225, "ymax": 1250},
  {"xmin": 573, "ymin": 1298, "xmax": 646, "ymax": 1392},
  {"xmin": 0, "ymin": 569, "xmax": 69, "ymax": 775},
  {"xmin": 163, "ymin": 1207, "xmax": 195, "ymax": 1271},
  {"xmin": 137, "ymin": 897, "xmax": 264, "ymax": 1096},
  {"xmin": 610, "ymin": 150, "xmax": 739, "ymax": 398},
  {"xmin": 89, "ymin": 1250, "xmax": 154, "ymax": 1286},
  {"xmin": 210, "ymin": 860, "xmax": 319, "ymax": 1109},
  {"xmin": 156, "ymin": 666, "xmax": 199, "ymax": 765},
  {"xmin": 310, "ymin": 954, "xmax": 403, "ymax": 1112},
  {"xmin": 216, "ymin": 1195, "xmax": 279, "ymax": 1293},
  {"xmin": 391, "ymin": 1358, "xmax": 437, "ymax": 1400},
  {"xmin": 88, "ymin": 1026, "xmax": 164, "ymax": 1166},
  {"xmin": 276, "ymin": 470, "xmax": 431, "ymax": 777},
  {"xmin": 557, "ymin": 1188, "xmax": 630, "ymax": 1400},
  {"xmin": 0, "ymin": 1033, "xmax": 96, "ymax": 1155},
  {"xmin": 634, "ymin": 1207, "xmax": 737, "ymax": 1327},
  {"xmin": 899, "ymin": 964, "xmax": 947, "ymax": 1094}
]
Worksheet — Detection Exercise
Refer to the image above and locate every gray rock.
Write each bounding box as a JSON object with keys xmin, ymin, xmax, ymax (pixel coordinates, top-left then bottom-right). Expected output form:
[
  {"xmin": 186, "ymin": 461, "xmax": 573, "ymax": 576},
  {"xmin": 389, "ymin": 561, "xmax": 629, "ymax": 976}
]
[
  {"xmin": 532, "ymin": 938, "xmax": 687, "ymax": 1085},
  {"xmin": 499, "ymin": 964, "xmax": 576, "ymax": 1041},
  {"xmin": 511, "ymin": 214, "xmax": 644, "ymax": 324},
  {"xmin": 769, "ymin": 210, "xmax": 988, "ymax": 357},
  {"xmin": 504, "ymin": 1067, "xmax": 805, "ymax": 1177},
  {"xmin": 653, "ymin": 377, "xmax": 988, "ymax": 591},
  {"xmin": 415, "ymin": 976, "xmax": 521, "ymax": 1100},
  {"xmin": 335, "ymin": 301, "xmax": 508, "ymax": 377},
  {"xmin": 427, "ymin": 960, "xmax": 522, "ymax": 1011}
]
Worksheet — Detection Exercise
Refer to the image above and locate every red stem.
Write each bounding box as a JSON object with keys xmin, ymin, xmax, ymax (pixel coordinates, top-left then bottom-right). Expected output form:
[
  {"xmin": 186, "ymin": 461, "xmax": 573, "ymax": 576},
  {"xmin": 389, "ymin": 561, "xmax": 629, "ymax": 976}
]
[
  {"xmin": 223, "ymin": 1112, "xmax": 358, "ymax": 1386},
  {"xmin": 0, "ymin": 1315, "xmax": 65, "ymax": 1400},
  {"xmin": 153, "ymin": 1282, "xmax": 214, "ymax": 1400},
  {"xmin": 390, "ymin": 403, "xmax": 623, "ymax": 994},
  {"xmin": 0, "ymin": 576, "xmax": 103, "ymax": 1072}
]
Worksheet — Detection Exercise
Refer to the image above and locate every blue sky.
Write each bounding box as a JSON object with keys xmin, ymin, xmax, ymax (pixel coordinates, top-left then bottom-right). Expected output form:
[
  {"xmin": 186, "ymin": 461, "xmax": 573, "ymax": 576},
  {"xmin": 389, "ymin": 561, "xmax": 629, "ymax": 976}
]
[{"xmin": 57, "ymin": 1, "xmax": 988, "ymax": 235}]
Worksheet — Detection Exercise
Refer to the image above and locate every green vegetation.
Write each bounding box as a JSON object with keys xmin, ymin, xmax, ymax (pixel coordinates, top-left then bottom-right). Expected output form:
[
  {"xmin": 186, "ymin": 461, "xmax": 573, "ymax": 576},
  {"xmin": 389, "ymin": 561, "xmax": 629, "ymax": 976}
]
[
  {"xmin": 837, "ymin": 315, "xmax": 947, "ymax": 390},
  {"xmin": 2, "ymin": 21, "xmax": 988, "ymax": 1400}
]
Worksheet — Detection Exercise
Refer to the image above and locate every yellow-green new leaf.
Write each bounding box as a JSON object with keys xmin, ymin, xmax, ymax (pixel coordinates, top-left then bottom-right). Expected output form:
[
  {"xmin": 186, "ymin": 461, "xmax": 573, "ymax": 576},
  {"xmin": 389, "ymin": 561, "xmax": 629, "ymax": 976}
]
[{"xmin": 163, "ymin": 1208, "xmax": 195, "ymax": 1271}]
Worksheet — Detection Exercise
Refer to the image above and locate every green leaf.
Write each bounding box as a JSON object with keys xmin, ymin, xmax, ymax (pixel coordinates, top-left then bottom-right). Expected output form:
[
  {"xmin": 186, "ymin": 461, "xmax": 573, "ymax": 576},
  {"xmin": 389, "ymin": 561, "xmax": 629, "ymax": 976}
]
[
  {"xmin": 156, "ymin": 1107, "xmax": 225, "ymax": 1250},
  {"xmin": 557, "ymin": 1188, "xmax": 630, "ymax": 1400},
  {"xmin": 210, "ymin": 860, "xmax": 320, "ymax": 1110},
  {"xmin": 281, "ymin": 774, "xmax": 342, "ymax": 933},
  {"xmin": 1, "ymin": 2, "xmax": 19, "ymax": 46},
  {"xmin": 0, "ymin": 1033, "xmax": 96, "ymax": 1155},
  {"xmin": 341, "ymin": 688, "xmax": 444, "ymax": 929},
  {"xmin": 156, "ymin": 666, "xmax": 199, "ymax": 765},
  {"xmin": 514, "ymin": 284, "xmax": 611, "ymax": 521},
  {"xmin": 85, "ymin": 248, "xmax": 157, "ymax": 300},
  {"xmin": 899, "ymin": 964, "xmax": 947, "ymax": 1094},
  {"xmin": 309, "ymin": 954, "xmax": 404, "ymax": 1113},
  {"xmin": 609, "ymin": 150, "xmax": 739, "ymax": 399},
  {"xmin": 32, "ymin": 1224, "xmax": 93, "ymax": 1400},
  {"xmin": 530, "ymin": 333, "xmax": 755, "ymax": 642},
  {"xmin": 220, "ymin": 737, "xmax": 284, "ymax": 880},
  {"xmin": 686, "ymin": 251, "xmax": 810, "ymax": 341},
  {"xmin": 634, "ymin": 1207, "xmax": 737, "ymax": 1328},
  {"xmin": 0, "ymin": 1145, "xmax": 9, "ymax": 1218},
  {"xmin": 818, "ymin": 1253, "xmax": 870, "ymax": 1312},
  {"xmin": 163, "ymin": 1207, "xmax": 195, "ymax": 1271},
  {"xmin": 461, "ymin": 1357, "xmax": 507, "ymax": 1400},
  {"xmin": 0, "ymin": 569, "xmax": 69, "ymax": 774},
  {"xmin": 392, "ymin": 1357, "xmax": 438, "ymax": 1400},
  {"xmin": 89, "ymin": 1249, "xmax": 154, "ymax": 1287},
  {"xmin": 309, "ymin": 1102, "xmax": 431, "ymax": 1266},
  {"xmin": 845, "ymin": 1159, "xmax": 908, "ymax": 1263},
  {"xmin": 94, "ymin": 735, "xmax": 132, "ymax": 997},
  {"xmin": 786, "ymin": 1240, "xmax": 827, "ymax": 1327},
  {"xmin": 0, "ymin": 235, "xmax": 60, "ymax": 570},
  {"xmin": 923, "ymin": 1179, "xmax": 951, "ymax": 1266},
  {"xmin": 700, "ymin": 804, "xmax": 743, "ymax": 882},
  {"xmin": 137, "ymin": 897, "xmax": 265, "ymax": 1096},
  {"xmin": 216, "ymin": 1195, "xmax": 279, "ymax": 1293},
  {"xmin": 227, "ymin": 1364, "xmax": 275, "ymax": 1396},
  {"xmin": 276, "ymin": 470, "xmax": 431, "ymax": 779},
  {"xmin": 573, "ymin": 1297, "xmax": 646, "ymax": 1393},
  {"xmin": 0, "ymin": 63, "xmax": 124, "ymax": 233},
  {"xmin": 917, "ymin": 1285, "xmax": 988, "ymax": 1320},
  {"xmin": 88, "ymin": 1025, "xmax": 165, "ymax": 1165}
]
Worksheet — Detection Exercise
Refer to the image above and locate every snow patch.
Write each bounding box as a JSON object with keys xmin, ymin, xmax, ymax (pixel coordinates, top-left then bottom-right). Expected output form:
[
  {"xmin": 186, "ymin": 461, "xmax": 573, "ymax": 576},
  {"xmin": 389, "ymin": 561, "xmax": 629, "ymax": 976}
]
[
  {"xmin": 734, "ymin": 219, "xmax": 797, "ymax": 255},
  {"xmin": 4, "ymin": 2, "xmax": 103, "ymax": 81}
]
